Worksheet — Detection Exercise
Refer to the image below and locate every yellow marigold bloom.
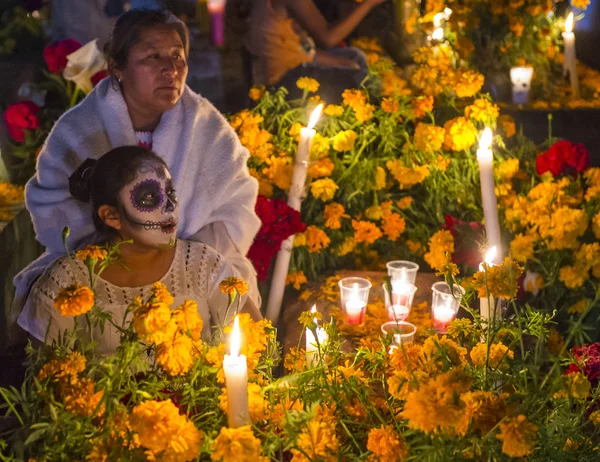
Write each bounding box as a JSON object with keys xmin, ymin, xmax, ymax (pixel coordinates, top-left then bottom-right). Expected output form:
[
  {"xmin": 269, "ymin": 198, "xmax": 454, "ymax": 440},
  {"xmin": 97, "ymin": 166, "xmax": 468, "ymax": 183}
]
[
  {"xmin": 211, "ymin": 425, "xmax": 263, "ymax": 462},
  {"xmin": 324, "ymin": 104, "xmax": 344, "ymax": 117},
  {"xmin": 510, "ymin": 233, "xmax": 535, "ymax": 263},
  {"xmin": 540, "ymin": 207, "xmax": 587, "ymax": 250},
  {"xmin": 173, "ymin": 300, "xmax": 203, "ymax": 340},
  {"xmin": 288, "ymin": 122, "xmax": 303, "ymax": 139},
  {"xmin": 498, "ymin": 114, "xmax": 516, "ymax": 138},
  {"xmin": 284, "ymin": 346, "xmax": 306, "ymax": 372},
  {"xmin": 421, "ymin": 335, "xmax": 467, "ymax": 369},
  {"xmin": 386, "ymin": 160, "xmax": 430, "ymax": 189},
  {"xmin": 411, "ymin": 95, "xmax": 434, "ymax": 118},
  {"xmin": 286, "ymin": 270, "xmax": 307, "ymax": 290},
  {"xmin": 572, "ymin": 0, "xmax": 590, "ymax": 9},
  {"xmin": 0, "ymin": 183, "xmax": 24, "ymax": 204},
  {"xmin": 497, "ymin": 158, "xmax": 520, "ymax": 182},
  {"xmin": 414, "ymin": 123, "xmax": 445, "ymax": 152},
  {"xmin": 323, "ymin": 203, "xmax": 346, "ymax": 229},
  {"xmin": 406, "ymin": 239, "xmax": 423, "ymax": 255},
  {"xmin": 382, "ymin": 213, "xmax": 406, "ymax": 241},
  {"xmin": 559, "ymin": 264, "xmax": 588, "ymax": 289},
  {"xmin": 310, "ymin": 178, "xmax": 339, "ymax": 201},
  {"xmin": 464, "ymin": 98, "xmax": 500, "ymax": 125},
  {"xmin": 365, "ymin": 205, "xmax": 383, "ymax": 221},
  {"xmin": 248, "ymin": 168, "xmax": 273, "ymax": 198},
  {"xmin": 367, "ymin": 425, "xmax": 408, "ymax": 461},
  {"xmin": 381, "ymin": 97, "xmax": 400, "ymax": 113},
  {"xmin": 291, "ymin": 420, "xmax": 339, "ymax": 461},
  {"xmin": 38, "ymin": 351, "xmax": 86, "ymax": 383},
  {"xmin": 336, "ymin": 237, "xmax": 357, "ymax": 256},
  {"xmin": 401, "ymin": 368, "xmax": 472, "ymax": 434},
  {"xmin": 546, "ymin": 327, "xmax": 565, "ymax": 356},
  {"xmin": 308, "ymin": 158, "xmax": 334, "ymax": 180},
  {"xmin": 454, "ymin": 70, "xmax": 485, "ymax": 98},
  {"xmin": 156, "ymin": 334, "xmax": 195, "ymax": 376},
  {"xmin": 470, "ymin": 343, "xmax": 514, "ymax": 369},
  {"xmin": 443, "ymin": 117, "xmax": 477, "ymax": 151},
  {"xmin": 263, "ymin": 155, "xmax": 293, "ymax": 190},
  {"xmin": 388, "ymin": 369, "xmax": 428, "ymax": 401},
  {"xmin": 592, "ymin": 212, "xmax": 600, "ymax": 239},
  {"xmin": 355, "ymin": 103, "xmax": 375, "ymax": 122},
  {"xmin": 296, "ymin": 77, "xmax": 319, "ymax": 93},
  {"xmin": 447, "ymin": 318, "xmax": 478, "ymax": 344},
  {"xmin": 75, "ymin": 245, "xmax": 107, "ymax": 262},
  {"xmin": 219, "ymin": 277, "xmax": 249, "ymax": 297},
  {"xmin": 352, "ymin": 219, "xmax": 382, "ymax": 244},
  {"xmin": 131, "ymin": 399, "xmax": 203, "ymax": 462},
  {"xmin": 132, "ymin": 301, "xmax": 176, "ymax": 345},
  {"xmin": 472, "ymin": 258, "xmax": 524, "ymax": 299},
  {"xmin": 298, "ymin": 309, "xmax": 322, "ymax": 327},
  {"xmin": 555, "ymin": 372, "xmax": 591, "ymax": 399},
  {"xmin": 309, "ymin": 133, "xmax": 330, "ymax": 159},
  {"xmin": 456, "ymin": 391, "xmax": 507, "ymax": 436},
  {"xmin": 63, "ymin": 378, "xmax": 104, "ymax": 418},
  {"xmin": 151, "ymin": 281, "xmax": 175, "ymax": 305},
  {"xmin": 54, "ymin": 284, "xmax": 94, "ymax": 317},
  {"xmin": 397, "ymin": 196, "xmax": 412, "ymax": 209},
  {"xmin": 219, "ymin": 383, "xmax": 266, "ymax": 424},
  {"xmin": 350, "ymin": 36, "xmax": 382, "ymax": 53},
  {"xmin": 424, "ymin": 229, "xmax": 454, "ymax": 270},
  {"xmin": 374, "ymin": 166, "xmax": 386, "ymax": 190},
  {"xmin": 305, "ymin": 225, "xmax": 331, "ymax": 253},
  {"xmin": 248, "ymin": 85, "xmax": 265, "ymax": 101},
  {"xmin": 589, "ymin": 410, "xmax": 600, "ymax": 427},
  {"xmin": 496, "ymin": 415, "xmax": 538, "ymax": 458},
  {"xmin": 342, "ymin": 89, "xmax": 367, "ymax": 109},
  {"xmin": 331, "ymin": 130, "xmax": 358, "ymax": 152},
  {"xmin": 389, "ymin": 342, "xmax": 422, "ymax": 372},
  {"xmin": 568, "ymin": 299, "xmax": 588, "ymax": 315},
  {"xmin": 293, "ymin": 232, "xmax": 307, "ymax": 247}
]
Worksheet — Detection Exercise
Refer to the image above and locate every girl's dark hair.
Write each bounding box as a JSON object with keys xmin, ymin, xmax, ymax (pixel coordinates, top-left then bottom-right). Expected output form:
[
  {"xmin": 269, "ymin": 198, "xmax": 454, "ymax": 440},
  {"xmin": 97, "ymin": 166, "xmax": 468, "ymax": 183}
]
[
  {"xmin": 106, "ymin": 9, "xmax": 189, "ymax": 76},
  {"xmin": 69, "ymin": 146, "xmax": 168, "ymax": 233}
]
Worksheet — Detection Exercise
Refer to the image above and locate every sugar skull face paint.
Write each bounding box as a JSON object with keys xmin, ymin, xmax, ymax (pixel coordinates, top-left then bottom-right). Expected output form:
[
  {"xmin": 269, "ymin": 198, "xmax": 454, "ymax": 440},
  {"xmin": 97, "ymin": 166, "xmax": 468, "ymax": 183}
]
[{"xmin": 118, "ymin": 162, "xmax": 180, "ymax": 248}]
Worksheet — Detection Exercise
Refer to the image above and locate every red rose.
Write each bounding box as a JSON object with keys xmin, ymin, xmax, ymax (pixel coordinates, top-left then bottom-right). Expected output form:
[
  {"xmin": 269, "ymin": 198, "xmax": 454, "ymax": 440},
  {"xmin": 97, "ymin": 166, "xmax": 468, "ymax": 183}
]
[
  {"xmin": 43, "ymin": 39, "xmax": 81, "ymax": 74},
  {"xmin": 4, "ymin": 101, "xmax": 40, "ymax": 143},
  {"xmin": 564, "ymin": 142, "xmax": 589, "ymax": 173},
  {"xmin": 91, "ymin": 70, "xmax": 109, "ymax": 87}
]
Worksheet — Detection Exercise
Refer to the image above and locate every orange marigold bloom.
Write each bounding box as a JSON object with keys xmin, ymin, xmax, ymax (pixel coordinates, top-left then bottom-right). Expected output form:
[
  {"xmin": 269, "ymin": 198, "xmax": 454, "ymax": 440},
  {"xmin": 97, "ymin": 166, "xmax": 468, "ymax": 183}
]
[
  {"xmin": 156, "ymin": 334, "xmax": 195, "ymax": 376},
  {"xmin": 454, "ymin": 70, "xmax": 485, "ymax": 98},
  {"xmin": 496, "ymin": 415, "xmax": 538, "ymax": 457},
  {"xmin": 382, "ymin": 213, "xmax": 406, "ymax": 241},
  {"xmin": 381, "ymin": 97, "xmax": 400, "ymax": 113},
  {"xmin": 286, "ymin": 270, "xmax": 307, "ymax": 290},
  {"xmin": 414, "ymin": 123, "xmax": 445, "ymax": 152},
  {"xmin": 54, "ymin": 284, "xmax": 94, "ymax": 316},
  {"xmin": 75, "ymin": 245, "xmax": 108, "ymax": 262},
  {"xmin": 323, "ymin": 203, "xmax": 347, "ymax": 229},
  {"xmin": 352, "ymin": 219, "xmax": 383, "ymax": 244},
  {"xmin": 151, "ymin": 281, "xmax": 175, "ymax": 305},
  {"xmin": 411, "ymin": 96, "xmax": 434, "ymax": 118},
  {"xmin": 219, "ymin": 277, "xmax": 249, "ymax": 297},
  {"xmin": 367, "ymin": 425, "xmax": 408, "ymax": 461},
  {"xmin": 305, "ymin": 225, "xmax": 331, "ymax": 253},
  {"xmin": 308, "ymin": 157, "xmax": 334, "ymax": 178}
]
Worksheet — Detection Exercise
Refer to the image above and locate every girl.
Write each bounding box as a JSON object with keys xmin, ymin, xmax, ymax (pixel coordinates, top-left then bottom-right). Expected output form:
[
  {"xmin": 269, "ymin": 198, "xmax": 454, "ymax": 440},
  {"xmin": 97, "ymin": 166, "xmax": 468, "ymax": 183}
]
[{"xmin": 18, "ymin": 146, "xmax": 261, "ymax": 355}]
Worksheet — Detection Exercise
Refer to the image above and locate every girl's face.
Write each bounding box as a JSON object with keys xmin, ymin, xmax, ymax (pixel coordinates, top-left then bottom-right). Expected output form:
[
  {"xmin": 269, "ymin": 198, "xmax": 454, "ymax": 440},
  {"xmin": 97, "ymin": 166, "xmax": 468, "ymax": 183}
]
[{"xmin": 117, "ymin": 161, "xmax": 179, "ymax": 248}]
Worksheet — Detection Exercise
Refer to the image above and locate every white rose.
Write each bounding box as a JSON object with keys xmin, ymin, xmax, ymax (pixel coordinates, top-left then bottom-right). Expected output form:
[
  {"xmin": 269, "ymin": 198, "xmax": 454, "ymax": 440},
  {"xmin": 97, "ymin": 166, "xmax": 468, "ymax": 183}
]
[{"xmin": 63, "ymin": 39, "xmax": 107, "ymax": 94}]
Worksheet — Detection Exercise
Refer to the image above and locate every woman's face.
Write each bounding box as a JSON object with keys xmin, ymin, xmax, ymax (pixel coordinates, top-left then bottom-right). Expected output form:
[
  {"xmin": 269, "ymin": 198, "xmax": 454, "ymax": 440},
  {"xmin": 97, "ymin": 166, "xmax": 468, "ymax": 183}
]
[
  {"xmin": 115, "ymin": 26, "xmax": 188, "ymax": 116},
  {"xmin": 116, "ymin": 161, "xmax": 180, "ymax": 248}
]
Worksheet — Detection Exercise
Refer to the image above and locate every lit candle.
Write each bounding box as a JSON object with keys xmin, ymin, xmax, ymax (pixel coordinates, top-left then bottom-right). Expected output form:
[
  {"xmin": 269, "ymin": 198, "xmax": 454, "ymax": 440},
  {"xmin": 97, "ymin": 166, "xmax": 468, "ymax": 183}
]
[
  {"xmin": 478, "ymin": 246, "xmax": 499, "ymax": 322},
  {"xmin": 305, "ymin": 305, "xmax": 328, "ymax": 367},
  {"xmin": 390, "ymin": 280, "xmax": 416, "ymax": 307},
  {"xmin": 433, "ymin": 299, "xmax": 455, "ymax": 332},
  {"xmin": 476, "ymin": 128, "xmax": 502, "ymax": 261},
  {"xmin": 207, "ymin": 0, "xmax": 227, "ymax": 47},
  {"xmin": 388, "ymin": 304, "xmax": 410, "ymax": 322},
  {"xmin": 431, "ymin": 281, "xmax": 464, "ymax": 333},
  {"xmin": 345, "ymin": 283, "xmax": 367, "ymax": 325},
  {"xmin": 562, "ymin": 12, "xmax": 580, "ymax": 98},
  {"xmin": 265, "ymin": 104, "xmax": 324, "ymax": 324},
  {"xmin": 223, "ymin": 316, "xmax": 250, "ymax": 428},
  {"xmin": 431, "ymin": 27, "xmax": 444, "ymax": 42},
  {"xmin": 510, "ymin": 66, "xmax": 533, "ymax": 105}
]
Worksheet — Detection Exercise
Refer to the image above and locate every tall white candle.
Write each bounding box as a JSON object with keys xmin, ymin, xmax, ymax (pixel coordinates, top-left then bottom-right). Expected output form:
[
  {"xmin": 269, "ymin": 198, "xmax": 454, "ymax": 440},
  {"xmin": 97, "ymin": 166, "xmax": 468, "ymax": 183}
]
[
  {"xmin": 265, "ymin": 105, "xmax": 324, "ymax": 324},
  {"xmin": 476, "ymin": 128, "xmax": 502, "ymax": 261},
  {"xmin": 478, "ymin": 246, "xmax": 498, "ymax": 322},
  {"xmin": 305, "ymin": 305, "xmax": 328, "ymax": 367},
  {"xmin": 562, "ymin": 12, "xmax": 580, "ymax": 98},
  {"xmin": 223, "ymin": 316, "xmax": 250, "ymax": 428}
]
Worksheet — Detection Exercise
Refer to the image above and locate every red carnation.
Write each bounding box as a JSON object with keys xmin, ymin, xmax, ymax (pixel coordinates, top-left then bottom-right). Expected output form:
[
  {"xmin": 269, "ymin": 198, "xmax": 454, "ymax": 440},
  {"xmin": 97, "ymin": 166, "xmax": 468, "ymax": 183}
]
[
  {"xmin": 91, "ymin": 70, "xmax": 109, "ymax": 87},
  {"xmin": 4, "ymin": 101, "xmax": 40, "ymax": 143},
  {"xmin": 43, "ymin": 39, "xmax": 81, "ymax": 74},
  {"xmin": 536, "ymin": 140, "xmax": 589, "ymax": 177}
]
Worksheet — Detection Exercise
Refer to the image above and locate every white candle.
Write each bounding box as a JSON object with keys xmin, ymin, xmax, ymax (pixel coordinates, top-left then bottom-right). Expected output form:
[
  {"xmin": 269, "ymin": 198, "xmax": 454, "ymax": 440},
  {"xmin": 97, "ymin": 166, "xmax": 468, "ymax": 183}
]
[
  {"xmin": 433, "ymin": 302, "xmax": 455, "ymax": 332},
  {"xmin": 388, "ymin": 304, "xmax": 410, "ymax": 322},
  {"xmin": 391, "ymin": 280, "xmax": 413, "ymax": 307},
  {"xmin": 305, "ymin": 305, "xmax": 328, "ymax": 367},
  {"xmin": 345, "ymin": 283, "xmax": 366, "ymax": 325},
  {"xmin": 510, "ymin": 66, "xmax": 533, "ymax": 105},
  {"xmin": 562, "ymin": 12, "xmax": 580, "ymax": 98},
  {"xmin": 265, "ymin": 104, "xmax": 323, "ymax": 324},
  {"xmin": 476, "ymin": 128, "xmax": 502, "ymax": 261},
  {"xmin": 223, "ymin": 316, "xmax": 250, "ymax": 428},
  {"xmin": 478, "ymin": 246, "xmax": 499, "ymax": 323}
]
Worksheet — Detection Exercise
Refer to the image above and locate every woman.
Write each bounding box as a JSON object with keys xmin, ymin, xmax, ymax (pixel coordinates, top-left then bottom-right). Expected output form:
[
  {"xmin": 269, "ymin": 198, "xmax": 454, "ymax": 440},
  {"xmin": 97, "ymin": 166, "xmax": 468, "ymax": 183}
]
[
  {"xmin": 14, "ymin": 9, "xmax": 261, "ymax": 317},
  {"xmin": 19, "ymin": 146, "xmax": 259, "ymax": 355},
  {"xmin": 247, "ymin": 0, "xmax": 386, "ymax": 100}
]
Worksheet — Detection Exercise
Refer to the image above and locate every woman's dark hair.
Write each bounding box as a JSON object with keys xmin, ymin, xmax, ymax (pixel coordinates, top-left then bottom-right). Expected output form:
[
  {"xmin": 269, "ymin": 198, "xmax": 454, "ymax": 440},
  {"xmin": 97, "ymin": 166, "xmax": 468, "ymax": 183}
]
[
  {"xmin": 106, "ymin": 9, "xmax": 189, "ymax": 76},
  {"xmin": 69, "ymin": 146, "xmax": 168, "ymax": 233}
]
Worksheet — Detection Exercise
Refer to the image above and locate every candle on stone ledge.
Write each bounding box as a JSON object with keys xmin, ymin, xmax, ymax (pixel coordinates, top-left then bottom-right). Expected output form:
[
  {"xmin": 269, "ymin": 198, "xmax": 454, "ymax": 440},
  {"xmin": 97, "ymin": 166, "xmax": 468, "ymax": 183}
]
[
  {"xmin": 562, "ymin": 12, "xmax": 580, "ymax": 98},
  {"xmin": 476, "ymin": 128, "xmax": 502, "ymax": 262},
  {"xmin": 305, "ymin": 305, "xmax": 328, "ymax": 367},
  {"xmin": 479, "ymin": 246, "xmax": 499, "ymax": 323},
  {"xmin": 223, "ymin": 316, "xmax": 250, "ymax": 428}
]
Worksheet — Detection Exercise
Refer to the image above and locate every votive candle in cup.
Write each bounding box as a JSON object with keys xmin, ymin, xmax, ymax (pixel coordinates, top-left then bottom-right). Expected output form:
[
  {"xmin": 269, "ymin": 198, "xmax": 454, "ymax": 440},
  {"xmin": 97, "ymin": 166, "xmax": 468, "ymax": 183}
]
[
  {"xmin": 386, "ymin": 260, "xmax": 419, "ymax": 285},
  {"xmin": 431, "ymin": 281, "xmax": 465, "ymax": 333},
  {"xmin": 381, "ymin": 321, "xmax": 417, "ymax": 346},
  {"xmin": 383, "ymin": 283, "xmax": 416, "ymax": 322},
  {"xmin": 339, "ymin": 277, "xmax": 371, "ymax": 325},
  {"xmin": 510, "ymin": 66, "xmax": 533, "ymax": 106}
]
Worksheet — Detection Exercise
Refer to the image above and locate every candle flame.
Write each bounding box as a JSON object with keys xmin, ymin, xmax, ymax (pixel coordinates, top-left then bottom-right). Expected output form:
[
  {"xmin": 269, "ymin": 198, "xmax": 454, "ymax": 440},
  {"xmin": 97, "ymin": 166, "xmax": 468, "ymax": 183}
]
[
  {"xmin": 566, "ymin": 12, "xmax": 574, "ymax": 33},
  {"xmin": 432, "ymin": 28, "xmax": 444, "ymax": 41},
  {"xmin": 230, "ymin": 315, "xmax": 241, "ymax": 357},
  {"xmin": 479, "ymin": 127, "xmax": 493, "ymax": 151},
  {"xmin": 484, "ymin": 246, "xmax": 497, "ymax": 265},
  {"xmin": 443, "ymin": 7, "xmax": 452, "ymax": 20},
  {"xmin": 433, "ymin": 12, "xmax": 443, "ymax": 28},
  {"xmin": 307, "ymin": 104, "xmax": 324, "ymax": 129}
]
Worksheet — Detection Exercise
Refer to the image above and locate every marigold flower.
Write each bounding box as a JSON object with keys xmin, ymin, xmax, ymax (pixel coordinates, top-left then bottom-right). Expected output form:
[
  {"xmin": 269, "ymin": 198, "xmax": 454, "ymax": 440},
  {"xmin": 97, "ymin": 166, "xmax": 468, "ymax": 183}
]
[
  {"xmin": 309, "ymin": 133, "xmax": 330, "ymax": 159},
  {"xmin": 496, "ymin": 415, "xmax": 538, "ymax": 458},
  {"xmin": 335, "ymin": 237, "xmax": 357, "ymax": 256},
  {"xmin": 290, "ymin": 419, "xmax": 339, "ymax": 461},
  {"xmin": 219, "ymin": 277, "xmax": 249, "ymax": 297},
  {"xmin": 498, "ymin": 114, "xmax": 516, "ymax": 138},
  {"xmin": 589, "ymin": 410, "xmax": 600, "ymax": 426},
  {"xmin": 572, "ymin": 0, "xmax": 590, "ymax": 9},
  {"xmin": 373, "ymin": 166, "xmax": 387, "ymax": 190},
  {"xmin": 54, "ymin": 284, "xmax": 95, "ymax": 317},
  {"xmin": 284, "ymin": 346, "xmax": 306, "ymax": 372},
  {"xmin": 0, "ymin": 183, "xmax": 24, "ymax": 205},
  {"xmin": 386, "ymin": 160, "xmax": 430, "ymax": 189},
  {"xmin": 130, "ymin": 399, "xmax": 203, "ymax": 462},
  {"xmin": 352, "ymin": 219, "xmax": 382, "ymax": 244},
  {"xmin": 156, "ymin": 334, "xmax": 195, "ymax": 376},
  {"xmin": 293, "ymin": 232, "xmax": 307, "ymax": 247},
  {"xmin": 38, "ymin": 351, "xmax": 86, "ymax": 383},
  {"xmin": 324, "ymin": 104, "xmax": 344, "ymax": 117},
  {"xmin": 470, "ymin": 343, "xmax": 514, "ymax": 369},
  {"xmin": 447, "ymin": 318, "xmax": 478, "ymax": 344},
  {"xmin": 414, "ymin": 123, "xmax": 445, "ymax": 152},
  {"xmin": 411, "ymin": 96, "xmax": 434, "ymax": 118},
  {"xmin": 397, "ymin": 196, "xmax": 412, "ymax": 209},
  {"xmin": 286, "ymin": 270, "xmax": 308, "ymax": 290},
  {"xmin": 305, "ymin": 225, "xmax": 331, "ymax": 253},
  {"xmin": 248, "ymin": 85, "xmax": 265, "ymax": 101},
  {"xmin": 342, "ymin": 89, "xmax": 367, "ymax": 109},
  {"xmin": 421, "ymin": 335, "xmax": 467, "ymax": 369},
  {"xmin": 323, "ymin": 203, "xmax": 347, "ymax": 229},
  {"xmin": 63, "ymin": 377, "xmax": 104, "ymax": 418},
  {"xmin": 464, "ymin": 98, "xmax": 499, "ymax": 125},
  {"xmin": 308, "ymin": 157, "xmax": 334, "ymax": 178},
  {"xmin": 211, "ymin": 425, "xmax": 263, "ymax": 462},
  {"xmin": 443, "ymin": 117, "xmax": 477, "ymax": 151},
  {"xmin": 331, "ymin": 130, "xmax": 358, "ymax": 152},
  {"xmin": 263, "ymin": 155, "xmax": 293, "ymax": 190},
  {"xmin": 355, "ymin": 103, "xmax": 375, "ymax": 122},
  {"xmin": 151, "ymin": 282, "xmax": 175, "ymax": 305},
  {"xmin": 173, "ymin": 300, "xmax": 203, "ymax": 340},
  {"xmin": 559, "ymin": 264, "xmax": 588, "ymax": 289},
  {"xmin": 568, "ymin": 299, "xmax": 588, "ymax": 315},
  {"xmin": 310, "ymin": 178, "xmax": 339, "ymax": 201},
  {"xmin": 471, "ymin": 258, "xmax": 524, "ymax": 299},
  {"xmin": 296, "ymin": 77, "xmax": 320, "ymax": 93},
  {"xmin": 592, "ymin": 211, "xmax": 600, "ymax": 239},
  {"xmin": 381, "ymin": 97, "xmax": 400, "ymax": 114},
  {"xmin": 510, "ymin": 233, "xmax": 535, "ymax": 263},
  {"xmin": 75, "ymin": 245, "xmax": 108, "ymax": 263},
  {"xmin": 424, "ymin": 229, "xmax": 454, "ymax": 270},
  {"xmin": 382, "ymin": 213, "xmax": 406, "ymax": 241},
  {"xmin": 456, "ymin": 391, "xmax": 507, "ymax": 436},
  {"xmin": 546, "ymin": 327, "xmax": 565, "ymax": 356},
  {"xmin": 367, "ymin": 425, "xmax": 408, "ymax": 461},
  {"xmin": 555, "ymin": 372, "xmax": 591, "ymax": 399},
  {"xmin": 454, "ymin": 70, "xmax": 485, "ymax": 98}
]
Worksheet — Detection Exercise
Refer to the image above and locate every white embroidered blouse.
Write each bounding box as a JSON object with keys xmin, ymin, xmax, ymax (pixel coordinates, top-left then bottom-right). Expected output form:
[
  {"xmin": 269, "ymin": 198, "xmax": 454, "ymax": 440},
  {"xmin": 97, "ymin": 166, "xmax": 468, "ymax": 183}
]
[{"xmin": 18, "ymin": 240, "xmax": 240, "ymax": 356}]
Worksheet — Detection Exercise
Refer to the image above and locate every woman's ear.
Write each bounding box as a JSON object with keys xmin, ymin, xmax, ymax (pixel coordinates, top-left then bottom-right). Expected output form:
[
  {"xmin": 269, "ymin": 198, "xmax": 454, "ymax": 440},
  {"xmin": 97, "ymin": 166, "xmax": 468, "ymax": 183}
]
[{"xmin": 98, "ymin": 205, "xmax": 121, "ymax": 231}]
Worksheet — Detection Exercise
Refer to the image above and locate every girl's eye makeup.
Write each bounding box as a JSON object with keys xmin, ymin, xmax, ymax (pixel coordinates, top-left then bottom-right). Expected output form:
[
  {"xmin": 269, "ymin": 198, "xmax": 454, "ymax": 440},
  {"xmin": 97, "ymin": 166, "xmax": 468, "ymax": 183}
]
[{"xmin": 130, "ymin": 179, "xmax": 164, "ymax": 212}]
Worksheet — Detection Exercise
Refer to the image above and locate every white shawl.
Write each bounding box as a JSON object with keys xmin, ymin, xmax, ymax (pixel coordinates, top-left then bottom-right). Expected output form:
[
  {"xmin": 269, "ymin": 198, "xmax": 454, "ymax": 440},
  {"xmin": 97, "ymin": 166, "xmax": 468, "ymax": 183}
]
[{"xmin": 14, "ymin": 78, "xmax": 260, "ymax": 310}]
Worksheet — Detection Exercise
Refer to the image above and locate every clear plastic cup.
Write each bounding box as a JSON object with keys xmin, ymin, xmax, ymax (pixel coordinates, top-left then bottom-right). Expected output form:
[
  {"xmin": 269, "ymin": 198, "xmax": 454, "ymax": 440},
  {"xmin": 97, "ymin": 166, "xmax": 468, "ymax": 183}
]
[
  {"xmin": 383, "ymin": 283, "xmax": 417, "ymax": 322},
  {"xmin": 381, "ymin": 321, "xmax": 417, "ymax": 345},
  {"xmin": 386, "ymin": 261, "xmax": 419, "ymax": 285},
  {"xmin": 338, "ymin": 277, "xmax": 371, "ymax": 325},
  {"xmin": 431, "ymin": 281, "xmax": 465, "ymax": 333}
]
